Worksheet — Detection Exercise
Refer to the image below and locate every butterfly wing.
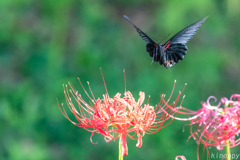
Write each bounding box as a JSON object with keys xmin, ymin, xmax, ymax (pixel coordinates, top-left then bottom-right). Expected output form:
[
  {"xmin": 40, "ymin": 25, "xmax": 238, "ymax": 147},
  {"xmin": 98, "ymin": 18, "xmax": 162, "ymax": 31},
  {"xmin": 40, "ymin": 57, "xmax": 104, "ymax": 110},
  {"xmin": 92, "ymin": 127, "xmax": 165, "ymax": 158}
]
[
  {"xmin": 163, "ymin": 16, "xmax": 208, "ymax": 67},
  {"xmin": 124, "ymin": 15, "xmax": 157, "ymax": 57}
]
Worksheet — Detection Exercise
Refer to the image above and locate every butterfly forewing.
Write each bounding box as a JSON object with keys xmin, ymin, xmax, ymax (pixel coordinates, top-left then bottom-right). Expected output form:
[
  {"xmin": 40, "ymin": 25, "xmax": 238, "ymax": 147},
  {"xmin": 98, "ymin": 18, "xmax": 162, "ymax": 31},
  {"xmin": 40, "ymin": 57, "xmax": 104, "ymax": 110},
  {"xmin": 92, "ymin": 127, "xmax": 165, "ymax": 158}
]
[
  {"xmin": 165, "ymin": 16, "xmax": 208, "ymax": 45},
  {"xmin": 124, "ymin": 15, "xmax": 156, "ymax": 45},
  {"xmin": 163, "ymin": 16, "xmax": 208, "ymax": 67}
]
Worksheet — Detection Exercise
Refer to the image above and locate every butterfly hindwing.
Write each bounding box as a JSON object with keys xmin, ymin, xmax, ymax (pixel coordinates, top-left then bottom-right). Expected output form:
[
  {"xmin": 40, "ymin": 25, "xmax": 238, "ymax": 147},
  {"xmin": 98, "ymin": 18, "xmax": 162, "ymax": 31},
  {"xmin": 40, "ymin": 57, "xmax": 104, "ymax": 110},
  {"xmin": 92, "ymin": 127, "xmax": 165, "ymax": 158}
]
[{"xmin": 165, "ymin": 43, "xmax": 187, "ymax": 66}]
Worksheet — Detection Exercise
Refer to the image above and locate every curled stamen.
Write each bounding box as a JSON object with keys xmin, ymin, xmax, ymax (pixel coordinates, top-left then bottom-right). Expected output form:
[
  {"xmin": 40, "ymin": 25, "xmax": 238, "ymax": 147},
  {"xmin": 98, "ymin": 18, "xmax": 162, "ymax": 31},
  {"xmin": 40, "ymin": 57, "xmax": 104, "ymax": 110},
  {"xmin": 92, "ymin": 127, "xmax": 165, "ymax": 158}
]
[{"xmin": 207, "ymin": 96, "xmax": 217, "ymax": 105}]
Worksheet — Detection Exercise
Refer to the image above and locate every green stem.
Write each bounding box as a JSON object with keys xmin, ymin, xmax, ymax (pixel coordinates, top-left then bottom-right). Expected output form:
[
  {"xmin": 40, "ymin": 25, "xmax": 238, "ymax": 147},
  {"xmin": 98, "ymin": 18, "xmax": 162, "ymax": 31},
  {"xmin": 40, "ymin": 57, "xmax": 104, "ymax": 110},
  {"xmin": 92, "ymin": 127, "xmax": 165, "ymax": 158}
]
[
  {"xmin": 226, "ymin": 140, "xmax": 231, "ymax": 160},
  {"xmin": 224, "ymin": 104, "xmax": 231, "ymax": 160},
  {"xmin": 119, "ymin": 134, "xmax": 123, "ymax": 160}
]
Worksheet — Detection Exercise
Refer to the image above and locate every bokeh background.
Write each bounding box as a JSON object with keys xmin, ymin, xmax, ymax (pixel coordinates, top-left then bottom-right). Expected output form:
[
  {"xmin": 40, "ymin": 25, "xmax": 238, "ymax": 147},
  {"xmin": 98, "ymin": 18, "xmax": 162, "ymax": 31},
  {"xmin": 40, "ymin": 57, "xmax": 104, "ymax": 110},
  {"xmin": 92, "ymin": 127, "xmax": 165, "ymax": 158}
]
[{"xmin": 1, "ymin": 0, "xmax": 240, "ymax": 159}]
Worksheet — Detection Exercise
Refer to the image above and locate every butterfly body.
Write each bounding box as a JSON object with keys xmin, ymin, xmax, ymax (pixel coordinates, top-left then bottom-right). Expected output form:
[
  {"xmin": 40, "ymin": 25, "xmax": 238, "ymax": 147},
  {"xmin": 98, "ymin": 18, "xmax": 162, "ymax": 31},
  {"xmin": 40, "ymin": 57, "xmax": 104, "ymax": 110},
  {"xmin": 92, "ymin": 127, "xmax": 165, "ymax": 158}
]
[{"xmin": 124, "ymin": 15, "xmax": 207, "ymax": 68}]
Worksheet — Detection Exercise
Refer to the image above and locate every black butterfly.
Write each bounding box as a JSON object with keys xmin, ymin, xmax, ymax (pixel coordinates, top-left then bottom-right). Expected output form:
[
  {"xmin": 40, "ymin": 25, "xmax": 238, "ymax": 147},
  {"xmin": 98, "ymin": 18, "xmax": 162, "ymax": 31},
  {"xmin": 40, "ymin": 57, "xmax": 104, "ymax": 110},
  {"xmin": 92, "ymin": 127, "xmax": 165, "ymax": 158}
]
[{"xmin": 124, "ymin": 15, "xmax": 208, "ymax": 68}]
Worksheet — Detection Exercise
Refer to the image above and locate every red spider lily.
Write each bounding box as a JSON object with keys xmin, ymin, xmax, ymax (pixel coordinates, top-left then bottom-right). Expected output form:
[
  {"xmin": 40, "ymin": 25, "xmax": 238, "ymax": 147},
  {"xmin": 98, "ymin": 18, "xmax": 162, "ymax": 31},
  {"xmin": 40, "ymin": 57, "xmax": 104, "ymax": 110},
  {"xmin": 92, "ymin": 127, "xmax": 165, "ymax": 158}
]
[
  {"xmin": 162, "ymin": 94, "xmax": 240, "ymax": 160},
  {"xmin": 58, "ymin": 70, "xmax": 185, "ymax": 158}
]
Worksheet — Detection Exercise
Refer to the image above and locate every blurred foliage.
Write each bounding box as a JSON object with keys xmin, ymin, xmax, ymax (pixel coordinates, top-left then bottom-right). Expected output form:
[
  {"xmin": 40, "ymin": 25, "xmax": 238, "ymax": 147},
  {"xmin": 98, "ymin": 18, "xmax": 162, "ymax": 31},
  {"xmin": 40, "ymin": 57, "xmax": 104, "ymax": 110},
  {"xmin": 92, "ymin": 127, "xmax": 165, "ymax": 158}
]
[{"xmin": 1, "ymin": 0, "xmax": 240, "ymax": 160}]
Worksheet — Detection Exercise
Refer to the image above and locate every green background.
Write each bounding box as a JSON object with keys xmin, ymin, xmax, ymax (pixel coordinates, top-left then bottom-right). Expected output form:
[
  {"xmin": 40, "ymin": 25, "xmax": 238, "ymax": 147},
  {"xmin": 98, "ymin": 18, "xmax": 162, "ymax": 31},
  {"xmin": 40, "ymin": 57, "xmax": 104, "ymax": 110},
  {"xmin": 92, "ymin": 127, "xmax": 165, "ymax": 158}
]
[{"xmin": 1, "ymin": 0, "xmax": 240, "ymax": 159}]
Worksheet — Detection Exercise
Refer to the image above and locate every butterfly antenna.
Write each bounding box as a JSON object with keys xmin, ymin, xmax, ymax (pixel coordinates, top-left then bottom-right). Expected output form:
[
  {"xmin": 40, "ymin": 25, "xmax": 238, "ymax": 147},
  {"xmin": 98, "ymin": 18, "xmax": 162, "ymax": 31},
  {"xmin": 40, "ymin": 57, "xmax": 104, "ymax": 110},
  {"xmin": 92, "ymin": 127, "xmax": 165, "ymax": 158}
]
[{"xmin": 160, "ymin": 33, "xmax": 170, "ymax": 43}]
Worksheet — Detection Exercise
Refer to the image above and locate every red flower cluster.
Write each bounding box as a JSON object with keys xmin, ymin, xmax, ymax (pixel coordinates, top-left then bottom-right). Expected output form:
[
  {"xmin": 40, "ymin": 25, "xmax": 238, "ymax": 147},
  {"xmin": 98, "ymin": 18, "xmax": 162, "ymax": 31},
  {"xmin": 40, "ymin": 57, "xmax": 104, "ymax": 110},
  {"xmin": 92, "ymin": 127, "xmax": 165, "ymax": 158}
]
[
  {"xmin": 188, "ymin": 94, "xmax": 240, "ymax": 149},
  {"xmin": 164, "ymin": 94, "xmax": 240, "ymax": 159},
  {"xmin": 58, "ymin": 73, "xmax": 185, "ymax": 157},
  {"xmin": 160, "ymin": 94, "xmax": 240, "ymax": 160}
]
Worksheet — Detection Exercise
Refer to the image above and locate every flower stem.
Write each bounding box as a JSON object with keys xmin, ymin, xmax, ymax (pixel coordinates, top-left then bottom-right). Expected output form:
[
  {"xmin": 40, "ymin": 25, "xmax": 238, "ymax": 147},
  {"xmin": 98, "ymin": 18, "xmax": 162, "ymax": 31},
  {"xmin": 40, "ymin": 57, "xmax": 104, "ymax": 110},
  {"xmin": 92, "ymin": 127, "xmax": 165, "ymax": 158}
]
[
  {"xmin": 119, "ymin": 134, "xmax": 123, "ymax": 160},
  {"xmin": 226, "ymin": 140, "xmax": 231, "ymax": 160},
  {"xmin": 224, "ymin": 105, "xmax": 231, "ymax": 160}
]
